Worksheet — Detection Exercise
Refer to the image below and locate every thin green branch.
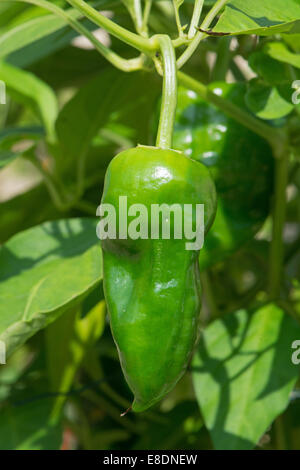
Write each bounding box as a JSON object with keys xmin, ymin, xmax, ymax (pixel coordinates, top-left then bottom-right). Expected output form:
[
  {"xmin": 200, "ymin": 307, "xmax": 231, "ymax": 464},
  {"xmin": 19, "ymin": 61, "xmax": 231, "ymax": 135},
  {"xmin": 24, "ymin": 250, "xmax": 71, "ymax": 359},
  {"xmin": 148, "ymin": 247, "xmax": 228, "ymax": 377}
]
[
  {"xmin": 177, "ymin": 71, "xmax": 287, "ymax": 152},
  {"xmin": 188, "ymin": 0, "xmax": 204, "ymax": 39},
  {"xmin": 65, "ymin": 0, "xmax": 156, "ymax": 53},
  {"xmin": 27, "ymin": 156, "xmax": 70, "ymax": 211},
  {"xmin": 134, "ymin": 0, "xmax": 143, "ymax": 33},
  {"xmin": 155, "ymin": 35, "xmax": 177, "ymax": 149},
  {"xmin": 16, "ymin": 0, "xmax": 143, "ymax": 72},
  {"xmin": 141, "ymin": 0, "xmax": 153, "ymax": 36},
  {"xmin": 211, "ymin": 36, "xmax": 231, "ymax": 81},
  {"xmin": 178, "ymin": 0, "xmax": 228, "ymax": 68},
  {"xmin": 172, "ymin": 0, "xmax": 185, "ymax": 37}
]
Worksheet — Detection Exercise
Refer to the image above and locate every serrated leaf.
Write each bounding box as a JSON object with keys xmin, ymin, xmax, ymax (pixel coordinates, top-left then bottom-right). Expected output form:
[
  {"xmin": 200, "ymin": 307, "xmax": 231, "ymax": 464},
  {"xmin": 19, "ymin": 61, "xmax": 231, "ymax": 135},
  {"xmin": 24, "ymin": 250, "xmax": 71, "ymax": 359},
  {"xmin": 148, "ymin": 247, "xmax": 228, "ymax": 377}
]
[
  {"xmin": 192, "ymin": 304, "xmax": 300, "ymax": 450},
  {"xmin": 0, "ymin": 218, "xmax": 102, "ymax": 357},
  {"xmin": 214, "ymin": 0, "xmax": 300, "ymax": 36}
]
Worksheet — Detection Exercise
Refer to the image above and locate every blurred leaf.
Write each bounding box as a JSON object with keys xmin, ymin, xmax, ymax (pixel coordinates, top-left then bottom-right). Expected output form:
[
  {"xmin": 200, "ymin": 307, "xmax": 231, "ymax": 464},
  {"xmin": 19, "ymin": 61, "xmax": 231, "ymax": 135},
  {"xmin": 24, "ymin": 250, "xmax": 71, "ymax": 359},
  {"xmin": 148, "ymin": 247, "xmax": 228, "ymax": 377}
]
[
  {"xmin": 56, "ymin": 69, "xmax": 160, "ymax": 173},
  {"xmin": 46, "ymin": 300, "xmax": 105, "ymax": 423},
  {"xmin": 264, "ymin": 41, "xmax": 300, "ymax": 68},
  {"xmin": 29, "ymin": 46, "xmax": 107, "ymax": 89},
  {"xmin": 214, "ymin": 0, "xmax": 300, "ymax": 35},
  {"xmin": 249, "ymin": 51, "xmax": 291, "ymax": 85},
  {"xmin": 133, "ymin": 402, "xmax": 203, "ymax": 450},
  {"xmin": 0, "ymin": 400, "xmax": 62, "ymax": 450},
  {"xmin": 193, "ymin": 303, "xmax": 300, "ymax": 450},
  {"xmin": 283, "ymin": 33, "xmax": 300, "ymax": 52},
  {"xmin": 0, "ymin": 218, "xmax": 102, "ymax": 357},
  {"xmin": 0, "ymin": 184, "xmax": 58, "ymax": 243},
  {"xmin": 0, "ymin": 61, "xmax": 58, "ymax": 141},
  {"xmin": 0, "ymin": 2, "xmax": 27, "ymax": 29},
  {"xmin": 246, "ymin": 78, "xmax": 294, "ymax": 119},
  {"xmin": 4, "ymin": 1, "xmax": 121, "ymax": 67},
  {"xmin": 0, "ymin": 345, "xmax": 32, "ymax": 402},
  {"xmin": 0, "ymin": 8, "xmax": 81, "ymax": 60},
  {"xmin": 0, "ymin": 151, "xmax": 18, "ymax": 168},
  {"xmin": 0, "ymin": 125, "xmax": 44, "ymax": 168}
]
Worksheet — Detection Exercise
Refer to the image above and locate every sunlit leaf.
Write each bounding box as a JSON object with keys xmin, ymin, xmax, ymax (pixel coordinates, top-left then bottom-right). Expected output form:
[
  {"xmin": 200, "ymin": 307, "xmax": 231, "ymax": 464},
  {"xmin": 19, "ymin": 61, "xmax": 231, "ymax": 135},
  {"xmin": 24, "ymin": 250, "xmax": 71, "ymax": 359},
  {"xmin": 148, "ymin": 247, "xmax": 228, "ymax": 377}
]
[
  {"xmin": 214, "ymin": 0, "xmax": 300, "ymax": 35},
  {"xmin": 193, "ymin": 304, "xmax": 300, "ymax": 449},
  {"xmin": 0, "ymin": 218, "xmax": 102, "ymax": 357}
]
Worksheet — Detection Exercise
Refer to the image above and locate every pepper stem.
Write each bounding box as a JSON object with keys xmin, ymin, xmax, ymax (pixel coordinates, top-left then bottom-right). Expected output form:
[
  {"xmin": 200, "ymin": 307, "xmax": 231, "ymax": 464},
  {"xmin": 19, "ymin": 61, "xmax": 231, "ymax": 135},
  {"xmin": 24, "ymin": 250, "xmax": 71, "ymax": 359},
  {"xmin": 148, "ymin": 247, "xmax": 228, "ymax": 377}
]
[{"xmin": 155, "ymin": 35, "xmax": 177, "ymax": 150}]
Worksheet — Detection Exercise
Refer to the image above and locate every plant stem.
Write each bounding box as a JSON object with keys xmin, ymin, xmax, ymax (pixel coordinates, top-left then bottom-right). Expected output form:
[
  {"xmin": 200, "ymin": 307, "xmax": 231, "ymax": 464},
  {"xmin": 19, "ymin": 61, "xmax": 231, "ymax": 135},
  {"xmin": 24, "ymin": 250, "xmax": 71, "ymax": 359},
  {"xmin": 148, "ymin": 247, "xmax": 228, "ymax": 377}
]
[
  {"xmin": 27, "ymin": 155, "xmax": 69, "ymax": 210},
  {"xmin": 142, "ymin": 0, "xmax": 153, "ymax": 36},
  {"xmin": 155, "ymin": 35, "xmax": 177, "ymax": 149},
  {"xmin": 83, "ymin": 389, "xmax": 140, "ymax": 434},
  {"xmin": 177, "ymin": 0, "xmax": 229, "ymax": 68},
  {"xmin": 17, "ymin": 0, "xmax": 143, "ymax": 72},
  {"xmin": 172, "ymin": 0, "xmax": 184, "ymax": 37},
  {"xmin": 65, "ymin": 0, "xmax": 156, "ymax": 53},
  {"xmin": 188, "ymin": 0, "xmax": 204, "ymax": 39},
  {"xmin": 74, "ymin": 200, "xmax": 97, "ymax": 215},
  {"xmin": 211, "ymin": 36, "xmax": 232, "ymax": 81},
  {"xmin": 268, "ymin": 152, "xmax": 289, "ymax": 299},
  {"xmin": 177, "ymin": 71, "xmax": 286, "ymax": 152},
  {"xmin": 133, "ymin": 0, "xmax": 143, "ymax": 34}
]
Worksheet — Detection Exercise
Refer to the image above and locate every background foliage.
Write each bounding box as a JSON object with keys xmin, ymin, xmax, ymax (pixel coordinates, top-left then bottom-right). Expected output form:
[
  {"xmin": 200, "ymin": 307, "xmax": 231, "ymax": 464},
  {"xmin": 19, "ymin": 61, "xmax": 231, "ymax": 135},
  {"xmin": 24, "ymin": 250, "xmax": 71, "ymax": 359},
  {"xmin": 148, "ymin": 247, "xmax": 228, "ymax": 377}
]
[{"xmin": 0, "ymin": 0, "xmax": 300, "ymax": 450}]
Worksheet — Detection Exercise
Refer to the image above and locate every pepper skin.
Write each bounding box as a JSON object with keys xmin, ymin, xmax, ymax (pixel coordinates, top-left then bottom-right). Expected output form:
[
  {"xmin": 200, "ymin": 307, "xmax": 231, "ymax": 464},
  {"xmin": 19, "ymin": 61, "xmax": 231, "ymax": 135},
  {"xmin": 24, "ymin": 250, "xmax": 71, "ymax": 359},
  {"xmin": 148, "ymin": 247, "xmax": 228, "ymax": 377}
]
[
  {"xmin": 173, "ymin": 82, "xmax": 274, "ymax": 269},
  {"xmin": 100, "ymin": 146, "xmax": 216, "ymax": 412}
]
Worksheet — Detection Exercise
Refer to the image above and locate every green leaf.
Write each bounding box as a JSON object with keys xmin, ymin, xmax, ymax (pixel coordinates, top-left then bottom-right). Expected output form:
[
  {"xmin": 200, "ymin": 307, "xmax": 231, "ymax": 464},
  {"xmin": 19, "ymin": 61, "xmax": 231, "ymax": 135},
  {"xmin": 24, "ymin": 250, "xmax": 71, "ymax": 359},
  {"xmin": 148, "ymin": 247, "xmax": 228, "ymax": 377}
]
[
  {"xmin": 192, "ymin": 304, "xmax": 300, "ymax": 450},
  {"xmin": 2, "ymin": 1, "xmax": 121, "ymax": 67},
  {"xmin": 0, "ymin": 2, "xmax": 27, "ymax": 29},
  {"xmin": 0, "ymin": 400, "xmax": 62, "ymax": 450},
  {"xmin": 246, "ymin": 79, "xmax": 294, "ymax": 119},
  {"xmin": 0, "ymin": 184, "xmax": 58, "ymax": 244},
  {"xmin": 46, "ymin": 300, "xmax": 105, "ymax": 423},
  {"xmin": 56, "ymin": 69, "xmax": 160, "ymax": 170},
  {"xmin": 0, "ymin": 151, "xmax": 18, "ymax": 168},
  {"xmin": 214, "ymin": 0, "xmax": 300, "ymax": 36},
  {"xmin": 0, "ymin": 10, "xmax": 79, "ymax": 60},
  {"xmin": 249, "ymin": 51, "xmax": 291, "ymax": 85},
  {"xmin": 0, "ymin": 218, "xmax": 102, "ymax": 357},
  {"xmin": 0, "ymin": 126, "xmax": 44, "ymax": 168},
  {"xmin": 0, "ymin": 61, "xmax": 58, "ymax": 141},
  {"xmin": 283, "ymin": 33, "xmax": 300, "ymax": 52},
  {"xmin": 264, "ymin": 42, "xmax": 300, "ymax": 69}
]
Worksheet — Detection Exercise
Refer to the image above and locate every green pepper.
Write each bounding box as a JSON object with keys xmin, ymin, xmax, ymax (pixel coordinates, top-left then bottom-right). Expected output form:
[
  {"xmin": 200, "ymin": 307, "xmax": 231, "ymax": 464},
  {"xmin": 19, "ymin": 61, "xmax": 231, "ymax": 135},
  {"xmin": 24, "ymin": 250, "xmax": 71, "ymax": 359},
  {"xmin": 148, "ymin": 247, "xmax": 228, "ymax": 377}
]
[
  {"xmin": 173, "ymin": 82, "xmax": 274, "ymax": 270},
  {"xmin": 100, "ymin": 145, "xmax": 216, "ymax": 412}
]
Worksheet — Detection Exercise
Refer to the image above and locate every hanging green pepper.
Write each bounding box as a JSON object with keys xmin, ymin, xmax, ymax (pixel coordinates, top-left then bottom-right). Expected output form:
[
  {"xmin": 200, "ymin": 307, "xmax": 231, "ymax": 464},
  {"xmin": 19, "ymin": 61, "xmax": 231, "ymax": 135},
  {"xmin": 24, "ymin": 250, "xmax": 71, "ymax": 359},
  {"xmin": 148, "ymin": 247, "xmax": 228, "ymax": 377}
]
[
  {"xmin": 100, "ymin": 145, "xmax": 216, "ymax": 412},
  {"xmin": 173, "ymin": 82, "xmax": 274, "ymax": 270}
]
